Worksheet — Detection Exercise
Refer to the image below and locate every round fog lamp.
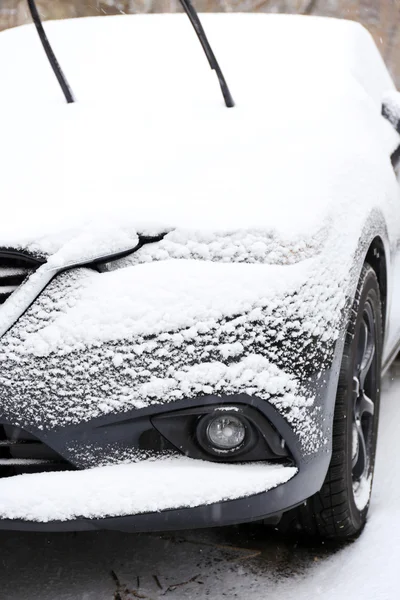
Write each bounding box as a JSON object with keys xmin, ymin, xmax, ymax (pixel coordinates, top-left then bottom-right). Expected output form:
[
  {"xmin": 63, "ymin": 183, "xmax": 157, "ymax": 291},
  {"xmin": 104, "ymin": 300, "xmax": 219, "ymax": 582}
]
[{"xmin": 206, "ymin": 415, "xmax": 246, "ymax": 450}]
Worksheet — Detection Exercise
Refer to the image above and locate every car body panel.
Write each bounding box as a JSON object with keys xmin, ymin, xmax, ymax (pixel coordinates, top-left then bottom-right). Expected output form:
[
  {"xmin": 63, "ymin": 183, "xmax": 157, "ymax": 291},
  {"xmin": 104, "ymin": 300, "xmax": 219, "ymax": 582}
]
[{"xmin": 0, "ymin": 13, "xmax": 400, "ymax": 529}]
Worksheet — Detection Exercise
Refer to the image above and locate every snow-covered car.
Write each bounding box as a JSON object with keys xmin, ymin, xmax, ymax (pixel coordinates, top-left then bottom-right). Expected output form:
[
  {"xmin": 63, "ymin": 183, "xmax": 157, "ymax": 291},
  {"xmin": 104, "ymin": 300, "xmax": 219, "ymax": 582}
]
[{"xmin": 0, "ymin": 3, "xmax": 400, "ymax": 540}]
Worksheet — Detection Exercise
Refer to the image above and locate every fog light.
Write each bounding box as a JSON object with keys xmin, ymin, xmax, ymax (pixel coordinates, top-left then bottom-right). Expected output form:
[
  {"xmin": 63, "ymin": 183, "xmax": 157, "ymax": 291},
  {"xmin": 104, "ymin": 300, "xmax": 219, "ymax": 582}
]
[{"xmin": 205, "ymin": 415, "xmax": 246, "ymax": 450}]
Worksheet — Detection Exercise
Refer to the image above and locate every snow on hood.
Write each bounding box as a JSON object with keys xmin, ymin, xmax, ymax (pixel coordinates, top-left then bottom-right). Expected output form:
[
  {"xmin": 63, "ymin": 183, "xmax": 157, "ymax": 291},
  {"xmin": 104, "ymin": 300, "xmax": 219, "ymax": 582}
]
[{"xmin": 0, "ymin": 14, "xmax": 396, "ymax": 263}]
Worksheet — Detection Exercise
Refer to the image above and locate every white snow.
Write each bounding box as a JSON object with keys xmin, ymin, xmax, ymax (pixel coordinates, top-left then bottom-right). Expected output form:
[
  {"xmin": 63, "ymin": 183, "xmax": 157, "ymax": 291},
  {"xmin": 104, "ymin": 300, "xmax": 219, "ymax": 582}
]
[
  {"xmin": 0, "ymin": 456, "xmax": 296, "ymax": 522},
  {"xmin": 0, "ymin": 14, "xmax": 396, "ymax": 262},
  {"xmin": 18, "ymin": 259, "xmax": 313, "ymax": 356},
  {"xmin": 136, "ymin": 354, "xmax": 306, "ymax": 405},
  {"xmin": 353, "ymin": 475, "xmax": 373, "ymax": 511},
  {"xmin": 102, "ymin": 228, "xmax": 326, "ymax": 269}
]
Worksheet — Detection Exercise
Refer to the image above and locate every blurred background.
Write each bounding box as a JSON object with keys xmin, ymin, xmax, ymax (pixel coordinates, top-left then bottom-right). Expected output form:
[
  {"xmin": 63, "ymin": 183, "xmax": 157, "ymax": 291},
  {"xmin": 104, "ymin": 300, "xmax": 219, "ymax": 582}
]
[{"xmin": 1, "ymin": 1, "xmax": 400, "ymax": 85}]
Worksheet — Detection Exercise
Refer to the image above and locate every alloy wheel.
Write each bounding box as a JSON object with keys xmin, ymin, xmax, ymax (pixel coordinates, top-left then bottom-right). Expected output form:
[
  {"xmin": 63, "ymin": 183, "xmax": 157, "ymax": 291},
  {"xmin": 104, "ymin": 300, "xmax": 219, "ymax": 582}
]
[{"xmin": 352, "ymin": 300, "xmax": 377, "ymax": 494}]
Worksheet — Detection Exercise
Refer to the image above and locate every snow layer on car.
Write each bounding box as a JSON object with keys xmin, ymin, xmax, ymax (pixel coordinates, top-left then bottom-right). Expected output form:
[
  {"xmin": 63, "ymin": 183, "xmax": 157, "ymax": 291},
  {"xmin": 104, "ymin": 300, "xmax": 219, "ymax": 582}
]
[
  {"xmin": 1, "ymin": 260, "xmax": 321, "ymax": 453},
  {"xmin": 0, "ymin": 233, "xmax": 352, "ymax": 457},
  {"xmin": 0, "ymin": 14, "xmax": 399, "ymax": 461},
  {"xmin": 19, "ymin": 259, "xmax": 312, "ymax": 355},
  {"xmin": 0, "ymin": 14, "xmax": 396, "ymax": 260},
  {"xmin": 0, "ymin": 457, "xmax": 297, "ymax": 522}
]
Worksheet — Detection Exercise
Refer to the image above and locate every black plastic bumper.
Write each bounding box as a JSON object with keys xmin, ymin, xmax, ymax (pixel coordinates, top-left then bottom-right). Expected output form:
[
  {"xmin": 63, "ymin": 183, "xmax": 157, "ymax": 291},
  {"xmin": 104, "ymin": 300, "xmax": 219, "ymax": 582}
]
[
  {"xmin": 0, "ymin": 448, "xmax": 329, "ymax": 532},
  {"xmin": 0, "ymin": 384, "xmax": 337, "ymax": 531}
]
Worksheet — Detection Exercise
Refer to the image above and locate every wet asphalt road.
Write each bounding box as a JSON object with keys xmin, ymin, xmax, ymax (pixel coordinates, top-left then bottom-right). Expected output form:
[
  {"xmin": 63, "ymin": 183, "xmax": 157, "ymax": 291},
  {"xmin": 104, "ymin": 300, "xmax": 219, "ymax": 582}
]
[{"xmin": 0, "ymin": 525, "xmax": 340, "ymax": 600}]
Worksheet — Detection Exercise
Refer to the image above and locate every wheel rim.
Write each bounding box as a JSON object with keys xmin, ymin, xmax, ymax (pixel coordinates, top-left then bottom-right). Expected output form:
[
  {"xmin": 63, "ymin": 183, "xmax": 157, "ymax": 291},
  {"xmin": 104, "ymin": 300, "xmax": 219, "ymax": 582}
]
[{"xmin": 351, "ymin": 300, "xmax": 377, "ymax": 494}]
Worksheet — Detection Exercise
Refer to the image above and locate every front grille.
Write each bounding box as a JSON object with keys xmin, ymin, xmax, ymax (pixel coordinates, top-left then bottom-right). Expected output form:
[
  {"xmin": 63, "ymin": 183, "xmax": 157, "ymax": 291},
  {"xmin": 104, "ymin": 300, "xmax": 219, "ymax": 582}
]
[
  {"xmin": 0, "ymin": 425, "xmax": 72, "ymax": 477},
  {"xmin": 0, "ymin": 255, "xmax": 36, "ymax": 304}
]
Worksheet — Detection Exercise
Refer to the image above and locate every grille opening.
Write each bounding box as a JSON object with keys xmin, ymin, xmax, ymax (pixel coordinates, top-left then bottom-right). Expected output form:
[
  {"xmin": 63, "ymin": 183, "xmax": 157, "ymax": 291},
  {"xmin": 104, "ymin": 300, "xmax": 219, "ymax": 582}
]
[
  {"xmin": 0, "ymin": 425, "xmax": 73, "ymax": 477},
  {"xmin": 0, "ymin": 255, "xmax": 37, "ymax": 305}
]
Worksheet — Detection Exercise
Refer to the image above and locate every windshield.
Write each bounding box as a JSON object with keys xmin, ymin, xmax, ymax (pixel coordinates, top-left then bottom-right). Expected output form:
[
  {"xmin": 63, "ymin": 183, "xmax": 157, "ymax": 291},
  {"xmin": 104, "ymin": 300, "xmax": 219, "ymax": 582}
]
[{"xmin": 0, "ymin": 3, "xmax": 399, "ymax": 600}]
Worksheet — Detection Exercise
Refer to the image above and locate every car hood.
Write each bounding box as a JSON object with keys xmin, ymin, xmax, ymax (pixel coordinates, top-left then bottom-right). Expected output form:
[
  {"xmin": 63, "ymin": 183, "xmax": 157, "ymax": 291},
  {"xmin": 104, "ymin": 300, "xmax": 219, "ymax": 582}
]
[
  {"xmin": 0, "ymin": 16, "xmax": 396, "ymax": 265},
  {"xmin": 0, "ymin": 95, "xmax": 392, "ymax": 266}
]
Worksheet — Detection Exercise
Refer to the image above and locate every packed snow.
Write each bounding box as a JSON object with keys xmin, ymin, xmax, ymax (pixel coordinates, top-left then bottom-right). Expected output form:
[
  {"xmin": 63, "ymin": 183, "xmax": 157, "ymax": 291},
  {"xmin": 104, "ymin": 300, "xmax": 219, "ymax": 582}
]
[{"xmin": 0, "ymin": 456, "xmax": 296, "ymax": 522}]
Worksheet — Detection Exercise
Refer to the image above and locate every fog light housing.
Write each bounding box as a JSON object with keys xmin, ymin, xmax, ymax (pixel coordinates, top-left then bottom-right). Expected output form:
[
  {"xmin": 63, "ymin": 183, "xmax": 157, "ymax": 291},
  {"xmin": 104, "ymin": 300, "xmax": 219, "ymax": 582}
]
[
  {"xmin": 207, "ymin": 415, "xmax": 246, "ymax": 449},
  {"xmin": 196, "ymin": 412, "xmax": 250, "ymax": 456}
]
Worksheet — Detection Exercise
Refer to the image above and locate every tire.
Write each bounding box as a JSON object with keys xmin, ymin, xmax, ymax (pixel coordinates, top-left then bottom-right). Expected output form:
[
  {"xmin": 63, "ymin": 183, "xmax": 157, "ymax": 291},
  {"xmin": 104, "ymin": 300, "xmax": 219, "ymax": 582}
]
[{"xmin": 279, "ymin": 263, "xmax": 382, "ymax": 540}]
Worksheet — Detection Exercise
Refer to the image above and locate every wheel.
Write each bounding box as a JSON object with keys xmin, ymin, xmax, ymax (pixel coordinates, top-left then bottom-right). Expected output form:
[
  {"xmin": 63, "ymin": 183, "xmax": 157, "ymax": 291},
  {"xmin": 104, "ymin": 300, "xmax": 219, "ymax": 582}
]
[{"xmin": 280, "ymin": 263, "xmax": 382, "ymax": 540}]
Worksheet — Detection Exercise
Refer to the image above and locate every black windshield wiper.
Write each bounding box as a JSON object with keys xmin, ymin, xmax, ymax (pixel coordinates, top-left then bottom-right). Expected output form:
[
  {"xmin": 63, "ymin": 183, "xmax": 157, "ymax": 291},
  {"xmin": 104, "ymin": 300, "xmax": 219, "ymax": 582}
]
[
  {"xmin": 26, "ymin": 0, "xmax": 234, "ymax": 108},
  {"xmin": 27, "ymin": 0, "xmax": 75, "ymax": 103},
  {"xmin": 179, "ymin": 0, "xmax": 234, "ymax": 107}
]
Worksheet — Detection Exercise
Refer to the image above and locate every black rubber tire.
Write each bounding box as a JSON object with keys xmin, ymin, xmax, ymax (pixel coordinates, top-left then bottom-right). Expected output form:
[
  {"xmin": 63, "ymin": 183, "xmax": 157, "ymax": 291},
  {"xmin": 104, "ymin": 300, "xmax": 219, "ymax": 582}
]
[{"xmin": 279, "ymin": 264, "xmax": 382, "ymax": 540}]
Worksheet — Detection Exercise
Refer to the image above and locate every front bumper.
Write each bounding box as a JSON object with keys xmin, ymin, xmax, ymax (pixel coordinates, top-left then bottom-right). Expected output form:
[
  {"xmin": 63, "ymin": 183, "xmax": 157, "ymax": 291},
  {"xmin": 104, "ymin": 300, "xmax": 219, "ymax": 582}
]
[
  {"xmin": 0, "ymin": 393, "xmax": 334, "ymax": 531},
  {"xmin": 0, "ymin": 456, "xmax": 297, "ymax": 530}
]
